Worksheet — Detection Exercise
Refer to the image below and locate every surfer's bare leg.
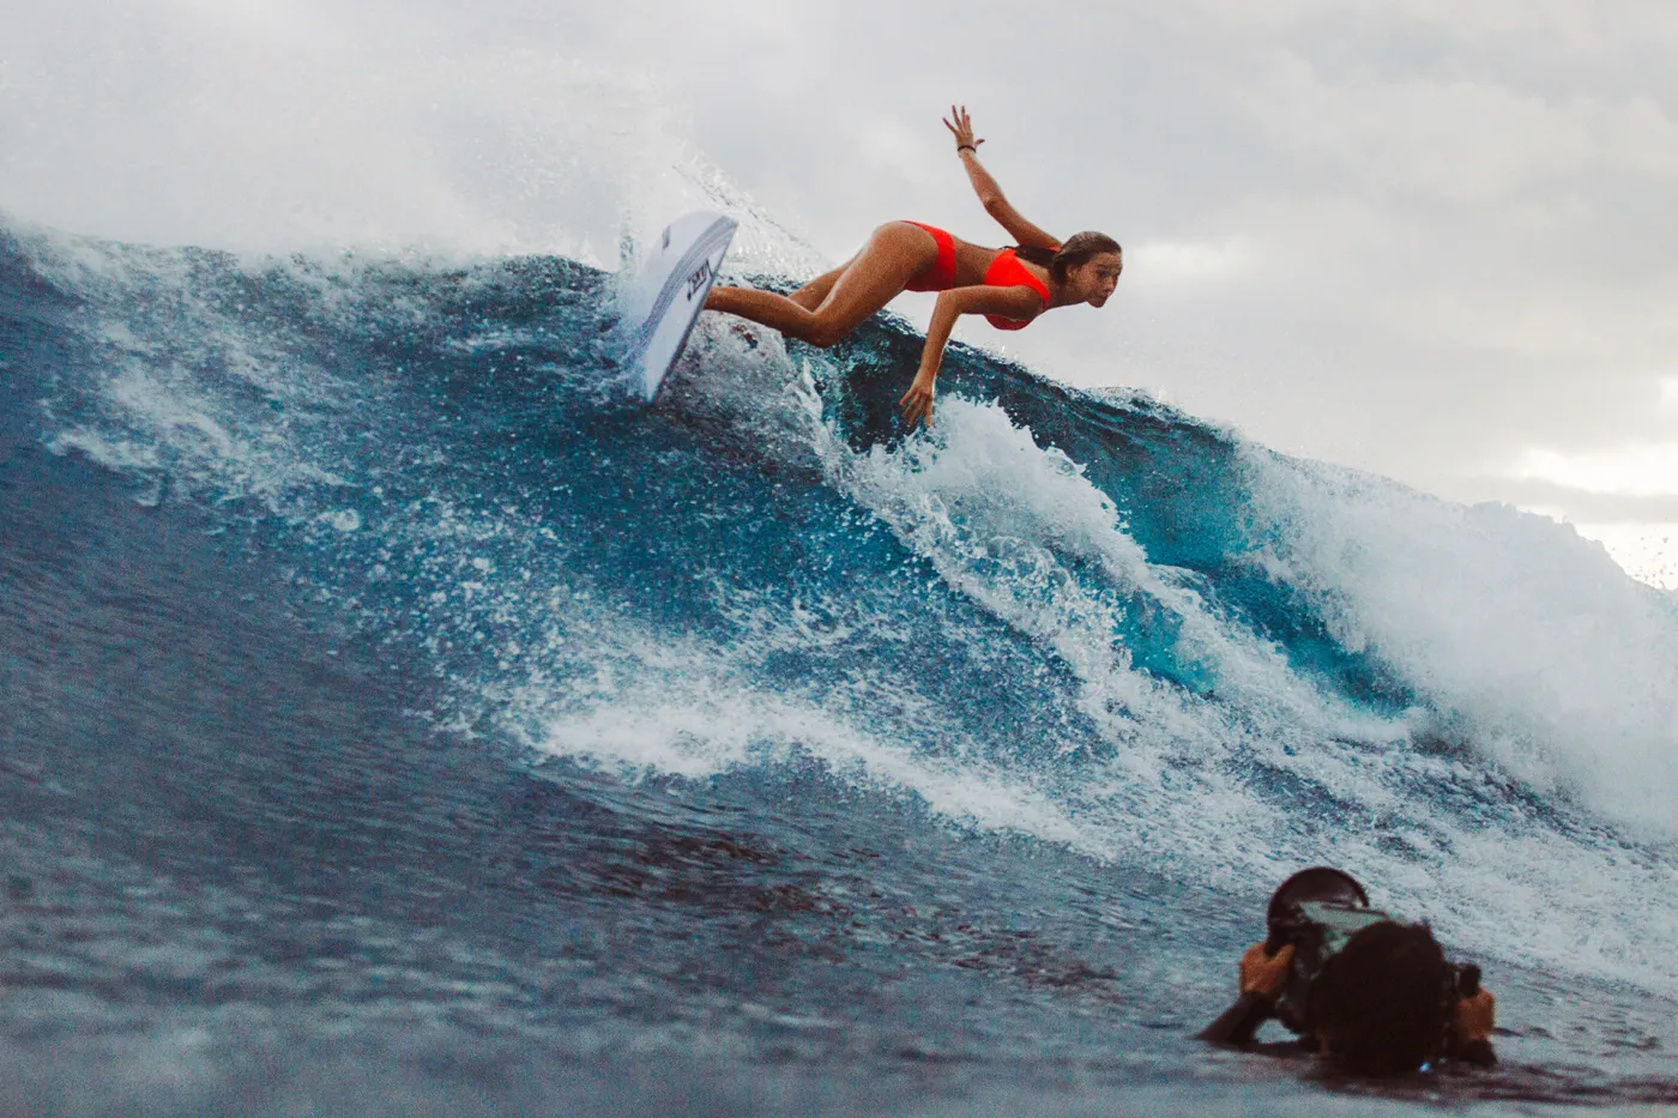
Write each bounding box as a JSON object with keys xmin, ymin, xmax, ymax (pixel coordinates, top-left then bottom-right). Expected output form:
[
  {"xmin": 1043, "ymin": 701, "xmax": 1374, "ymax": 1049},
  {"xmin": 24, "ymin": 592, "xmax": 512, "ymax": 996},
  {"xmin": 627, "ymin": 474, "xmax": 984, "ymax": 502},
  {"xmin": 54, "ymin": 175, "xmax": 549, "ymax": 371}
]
[
  {"xmin": 704, "ymin": 286, "xmax": 833, "ymax": 343},
  {"xmin": 705, "ymin": 224, "xmax": 933, "ymax": 348},
  {"xmin": 789, "ymin": 262, "xmax": 850, "ymax": 310}
]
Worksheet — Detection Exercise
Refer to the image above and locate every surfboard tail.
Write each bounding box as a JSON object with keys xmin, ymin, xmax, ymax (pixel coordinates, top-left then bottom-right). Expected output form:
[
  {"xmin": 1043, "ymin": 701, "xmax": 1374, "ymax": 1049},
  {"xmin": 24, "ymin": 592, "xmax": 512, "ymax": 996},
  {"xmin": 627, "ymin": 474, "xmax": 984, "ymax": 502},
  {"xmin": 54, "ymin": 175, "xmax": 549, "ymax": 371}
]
[{"xmin": 619, "ymin": 212, "xmax": 737, "ymax": 402}]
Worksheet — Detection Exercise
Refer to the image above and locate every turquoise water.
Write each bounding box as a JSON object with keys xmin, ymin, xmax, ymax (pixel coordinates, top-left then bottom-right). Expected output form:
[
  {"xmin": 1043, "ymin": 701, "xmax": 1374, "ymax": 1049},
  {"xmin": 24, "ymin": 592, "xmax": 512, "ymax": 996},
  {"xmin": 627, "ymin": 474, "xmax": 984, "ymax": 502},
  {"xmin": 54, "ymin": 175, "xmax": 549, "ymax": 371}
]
[{"xmin": 3, "ymin": 222, "xmax": 1678, "ymax": 1113}]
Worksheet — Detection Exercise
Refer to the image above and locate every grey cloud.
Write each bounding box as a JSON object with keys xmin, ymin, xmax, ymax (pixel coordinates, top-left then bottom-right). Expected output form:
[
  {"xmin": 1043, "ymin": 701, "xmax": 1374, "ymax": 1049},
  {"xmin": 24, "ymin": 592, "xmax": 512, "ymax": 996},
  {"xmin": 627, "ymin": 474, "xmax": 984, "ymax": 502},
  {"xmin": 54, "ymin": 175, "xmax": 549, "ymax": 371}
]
[{"xmin": 1454, "ymin": 478, "xmax": 1678, "ymax": 525}]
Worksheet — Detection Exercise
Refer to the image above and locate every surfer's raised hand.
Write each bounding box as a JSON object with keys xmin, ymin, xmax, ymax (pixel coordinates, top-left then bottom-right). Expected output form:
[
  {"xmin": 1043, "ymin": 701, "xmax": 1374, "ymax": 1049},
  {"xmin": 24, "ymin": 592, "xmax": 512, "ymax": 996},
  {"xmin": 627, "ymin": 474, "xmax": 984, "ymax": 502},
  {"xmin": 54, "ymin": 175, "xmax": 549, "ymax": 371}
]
[
  {"xmin": 899, "ymin": 369, "xmax": 936, "ymax": 428},
  {"xmin": 943, "ymin": 105, "xmax": 984, "ymax": 155}
]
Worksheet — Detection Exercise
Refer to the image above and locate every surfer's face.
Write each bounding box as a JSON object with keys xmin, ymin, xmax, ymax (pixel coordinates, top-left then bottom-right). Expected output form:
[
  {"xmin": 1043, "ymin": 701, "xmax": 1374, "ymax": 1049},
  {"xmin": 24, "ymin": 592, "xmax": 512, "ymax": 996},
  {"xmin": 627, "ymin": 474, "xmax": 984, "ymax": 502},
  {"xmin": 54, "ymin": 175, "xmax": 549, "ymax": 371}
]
[{"xmin": 1069, "ymin": 252, "xmax": 1123, "ymax": 307}]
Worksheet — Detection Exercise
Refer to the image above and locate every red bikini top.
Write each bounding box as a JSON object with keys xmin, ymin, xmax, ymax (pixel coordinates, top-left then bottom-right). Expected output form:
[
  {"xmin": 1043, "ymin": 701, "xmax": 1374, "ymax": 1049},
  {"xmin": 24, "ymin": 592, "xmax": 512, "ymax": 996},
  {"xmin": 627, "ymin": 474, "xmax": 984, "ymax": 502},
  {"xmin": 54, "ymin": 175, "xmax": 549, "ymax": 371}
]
[{"xmin": 982, "ymin": 249, "xmax": 1052, "ymax": 331}]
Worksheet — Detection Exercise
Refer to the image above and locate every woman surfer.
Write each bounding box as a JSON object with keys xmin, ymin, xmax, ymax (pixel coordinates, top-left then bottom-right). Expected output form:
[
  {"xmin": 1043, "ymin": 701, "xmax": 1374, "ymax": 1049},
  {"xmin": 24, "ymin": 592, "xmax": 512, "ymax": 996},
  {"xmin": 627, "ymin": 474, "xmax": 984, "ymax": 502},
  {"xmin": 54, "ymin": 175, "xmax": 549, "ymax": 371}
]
[{"xmin": 703, "ymin": 106, "xmax": 1122, "ymax": 427}]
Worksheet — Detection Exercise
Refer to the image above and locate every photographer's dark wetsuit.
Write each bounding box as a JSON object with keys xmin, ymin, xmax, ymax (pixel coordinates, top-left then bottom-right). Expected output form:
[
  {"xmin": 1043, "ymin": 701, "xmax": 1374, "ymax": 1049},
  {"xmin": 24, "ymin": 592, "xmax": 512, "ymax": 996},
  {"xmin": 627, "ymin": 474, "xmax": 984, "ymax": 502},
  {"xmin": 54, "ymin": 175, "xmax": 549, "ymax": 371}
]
[{"xmin": 1202, "ymin": 868, "xmax": 1497, "ymax": 1073}]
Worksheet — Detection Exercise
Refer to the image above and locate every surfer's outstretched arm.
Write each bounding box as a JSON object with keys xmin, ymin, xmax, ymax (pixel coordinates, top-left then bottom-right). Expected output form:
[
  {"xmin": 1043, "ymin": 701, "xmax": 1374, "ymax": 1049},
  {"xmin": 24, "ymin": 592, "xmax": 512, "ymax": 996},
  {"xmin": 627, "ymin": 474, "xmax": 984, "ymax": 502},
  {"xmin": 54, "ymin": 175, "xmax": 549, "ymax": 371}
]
[
  {"xmin": 945, "ymin": 106, "xmax": 1061, "ymax": 251},
  {"xmin": 898, "ymin": 285, "xmax": 1043, "ymax": 427}
]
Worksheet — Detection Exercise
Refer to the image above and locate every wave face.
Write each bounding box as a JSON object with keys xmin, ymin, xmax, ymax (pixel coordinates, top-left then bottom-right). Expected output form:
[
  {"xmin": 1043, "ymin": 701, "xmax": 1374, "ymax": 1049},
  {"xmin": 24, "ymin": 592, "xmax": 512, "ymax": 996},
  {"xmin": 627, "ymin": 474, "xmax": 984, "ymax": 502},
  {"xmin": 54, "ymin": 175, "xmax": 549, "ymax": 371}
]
[{"xmin": 4, "ymin": 220, "xmax": 1678, "ymax": 1113}]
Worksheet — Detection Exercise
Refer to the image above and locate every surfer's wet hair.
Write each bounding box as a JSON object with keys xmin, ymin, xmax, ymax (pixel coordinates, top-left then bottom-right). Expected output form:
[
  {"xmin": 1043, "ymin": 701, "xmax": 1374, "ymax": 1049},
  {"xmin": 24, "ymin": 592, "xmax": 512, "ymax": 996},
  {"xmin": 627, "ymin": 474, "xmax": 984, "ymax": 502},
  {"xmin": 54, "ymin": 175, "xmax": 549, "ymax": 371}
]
[
  {"xmin": 1013, "ymin": 232, "xmax": 1122, "ymax": 283},
  {"xmin": 1306, "ymin": 921, "xmax": 1455, "ymax": 1075}
]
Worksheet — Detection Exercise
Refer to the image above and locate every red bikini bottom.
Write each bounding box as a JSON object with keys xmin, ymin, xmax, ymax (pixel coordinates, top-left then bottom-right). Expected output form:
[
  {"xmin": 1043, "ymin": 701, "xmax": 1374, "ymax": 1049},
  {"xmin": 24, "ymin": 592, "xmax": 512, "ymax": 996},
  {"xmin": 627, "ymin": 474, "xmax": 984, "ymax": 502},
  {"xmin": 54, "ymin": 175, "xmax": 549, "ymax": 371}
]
[{"xmin": 901, "ymin": 221, "xmax": 957, "ymax": 292}]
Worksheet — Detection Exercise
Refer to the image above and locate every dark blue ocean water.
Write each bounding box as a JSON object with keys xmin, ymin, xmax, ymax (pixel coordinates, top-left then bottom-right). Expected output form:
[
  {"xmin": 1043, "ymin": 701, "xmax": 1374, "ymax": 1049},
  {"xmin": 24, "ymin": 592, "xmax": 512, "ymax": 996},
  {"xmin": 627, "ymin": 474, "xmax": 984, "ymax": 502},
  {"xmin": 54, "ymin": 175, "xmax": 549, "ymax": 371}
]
[{"xmin": 3, "ymin": 221, "xmax": 1678, "ymax": 1115}]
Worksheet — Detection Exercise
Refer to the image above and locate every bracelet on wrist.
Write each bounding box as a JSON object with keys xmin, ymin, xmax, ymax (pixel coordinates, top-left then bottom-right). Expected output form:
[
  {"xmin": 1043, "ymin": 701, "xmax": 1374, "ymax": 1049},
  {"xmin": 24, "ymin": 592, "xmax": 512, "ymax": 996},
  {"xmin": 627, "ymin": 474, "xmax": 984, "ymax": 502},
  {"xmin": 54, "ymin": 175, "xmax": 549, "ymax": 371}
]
[{"xmin": 957, "ymin": 144, "xmax": 976, "ymax": 154}]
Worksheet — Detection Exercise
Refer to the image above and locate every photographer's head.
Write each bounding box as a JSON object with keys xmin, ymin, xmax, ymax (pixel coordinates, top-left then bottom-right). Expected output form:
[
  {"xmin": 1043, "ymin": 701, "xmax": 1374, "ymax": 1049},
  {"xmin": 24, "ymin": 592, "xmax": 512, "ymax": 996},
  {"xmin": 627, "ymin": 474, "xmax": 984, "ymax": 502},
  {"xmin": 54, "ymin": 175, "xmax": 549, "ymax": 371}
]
[{"xmin": 1306, "ymin": 921, "xmax": 1454, "ymax": 1075}]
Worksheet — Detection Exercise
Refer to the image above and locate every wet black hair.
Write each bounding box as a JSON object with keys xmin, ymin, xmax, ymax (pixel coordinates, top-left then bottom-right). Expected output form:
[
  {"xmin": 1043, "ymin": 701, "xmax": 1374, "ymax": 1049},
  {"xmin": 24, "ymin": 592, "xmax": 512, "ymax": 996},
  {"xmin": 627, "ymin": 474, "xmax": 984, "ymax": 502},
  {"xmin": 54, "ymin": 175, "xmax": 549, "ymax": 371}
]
[
  {"xmin": 1012, "ymin": 232, "xmax": 1122, "ymax": 283},
  {"xmin": 1306, "ymin": 921, "xmax": 1454, "ymax": 1076}
]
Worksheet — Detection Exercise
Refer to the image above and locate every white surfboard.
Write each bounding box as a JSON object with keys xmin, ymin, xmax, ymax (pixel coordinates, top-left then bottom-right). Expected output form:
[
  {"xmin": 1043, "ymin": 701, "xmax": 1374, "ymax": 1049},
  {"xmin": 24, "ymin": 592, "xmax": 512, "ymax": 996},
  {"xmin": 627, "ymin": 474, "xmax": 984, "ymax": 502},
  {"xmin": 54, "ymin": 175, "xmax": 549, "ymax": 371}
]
[{"xmin": 619, "ymin": 211, "xmax": 737, "ymax": 402}]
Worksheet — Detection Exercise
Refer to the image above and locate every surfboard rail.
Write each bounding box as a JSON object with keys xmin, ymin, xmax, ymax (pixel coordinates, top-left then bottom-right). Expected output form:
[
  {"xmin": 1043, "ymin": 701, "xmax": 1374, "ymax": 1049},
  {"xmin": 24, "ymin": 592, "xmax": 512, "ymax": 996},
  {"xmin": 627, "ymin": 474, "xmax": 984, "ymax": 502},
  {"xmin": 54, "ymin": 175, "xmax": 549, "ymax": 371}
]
[{"xmin": 620, "ymin": 212, "xmax": 737, "ymax": 402}]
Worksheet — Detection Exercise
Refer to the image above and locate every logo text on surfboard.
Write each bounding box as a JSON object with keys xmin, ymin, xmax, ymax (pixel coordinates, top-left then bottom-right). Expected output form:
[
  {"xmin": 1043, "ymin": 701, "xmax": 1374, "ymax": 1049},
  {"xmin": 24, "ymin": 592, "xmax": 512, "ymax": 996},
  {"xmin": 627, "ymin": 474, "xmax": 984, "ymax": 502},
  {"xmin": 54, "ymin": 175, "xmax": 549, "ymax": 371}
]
[{"xmin": 685, "ymin": 259, "xmax": 713, "ymax": 300}]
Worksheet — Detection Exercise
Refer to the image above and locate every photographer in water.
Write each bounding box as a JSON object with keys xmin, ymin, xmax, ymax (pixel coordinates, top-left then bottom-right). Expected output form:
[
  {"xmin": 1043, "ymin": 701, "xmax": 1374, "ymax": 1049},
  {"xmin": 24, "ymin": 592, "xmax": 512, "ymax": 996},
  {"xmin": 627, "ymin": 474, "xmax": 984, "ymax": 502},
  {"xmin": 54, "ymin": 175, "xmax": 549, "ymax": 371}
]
[{"xmin": 1201, "ymin": 868, "xmax": 1497, "ymax": 1075}]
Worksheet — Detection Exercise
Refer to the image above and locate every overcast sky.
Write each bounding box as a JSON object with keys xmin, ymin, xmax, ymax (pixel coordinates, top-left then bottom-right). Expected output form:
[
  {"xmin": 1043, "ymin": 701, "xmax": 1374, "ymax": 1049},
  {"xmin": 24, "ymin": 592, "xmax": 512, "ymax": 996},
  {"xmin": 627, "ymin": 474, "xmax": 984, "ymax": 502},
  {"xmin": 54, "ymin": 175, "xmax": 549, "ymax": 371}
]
[{"xmin": 4, "ymin": 0, "xmax": 1677, "ymax": 580}]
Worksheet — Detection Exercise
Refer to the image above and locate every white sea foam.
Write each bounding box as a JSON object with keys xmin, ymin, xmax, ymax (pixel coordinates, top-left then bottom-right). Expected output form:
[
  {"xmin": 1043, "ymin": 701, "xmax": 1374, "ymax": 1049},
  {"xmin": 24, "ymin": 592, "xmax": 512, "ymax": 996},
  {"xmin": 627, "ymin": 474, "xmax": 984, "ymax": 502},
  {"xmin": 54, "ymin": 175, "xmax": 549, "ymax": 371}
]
[
  {"xmin": 1239, "ymin": 450, "xmax": 1678, "ymax": 834},
  {"xmin": 534, "ymin": 626, "xmax": 1097, "ymax": 851}
]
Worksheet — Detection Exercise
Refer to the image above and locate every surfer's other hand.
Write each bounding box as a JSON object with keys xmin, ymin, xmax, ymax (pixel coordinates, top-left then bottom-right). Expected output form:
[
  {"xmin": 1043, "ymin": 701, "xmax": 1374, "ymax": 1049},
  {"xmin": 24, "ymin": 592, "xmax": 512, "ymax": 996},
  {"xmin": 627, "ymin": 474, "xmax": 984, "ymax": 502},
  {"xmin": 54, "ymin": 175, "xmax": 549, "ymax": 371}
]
[
  {"xmin": 899, "ymin": 372, "xmax": 936, "ymax": 428},
  {"xmin": 942, "ymin": 105, "xmax": 983, "ymax": 153}
]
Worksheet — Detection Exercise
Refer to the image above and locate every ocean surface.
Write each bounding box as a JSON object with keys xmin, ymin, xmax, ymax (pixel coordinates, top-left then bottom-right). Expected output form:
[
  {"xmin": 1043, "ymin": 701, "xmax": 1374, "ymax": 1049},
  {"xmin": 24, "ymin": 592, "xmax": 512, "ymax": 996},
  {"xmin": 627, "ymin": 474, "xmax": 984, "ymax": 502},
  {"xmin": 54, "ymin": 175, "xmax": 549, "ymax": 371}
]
[{"xmin": 3, "ymin": 218, "xmax": 1678, "ymax": 1116}]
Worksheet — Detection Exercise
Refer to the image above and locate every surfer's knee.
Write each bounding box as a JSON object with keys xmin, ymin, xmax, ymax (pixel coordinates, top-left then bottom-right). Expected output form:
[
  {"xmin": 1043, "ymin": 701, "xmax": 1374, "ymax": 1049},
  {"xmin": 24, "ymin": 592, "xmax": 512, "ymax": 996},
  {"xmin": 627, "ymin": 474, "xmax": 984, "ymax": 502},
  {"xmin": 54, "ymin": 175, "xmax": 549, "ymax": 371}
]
[{"xmin": 803, "ymin": 319, "xmax": 847, "ymax": 348}]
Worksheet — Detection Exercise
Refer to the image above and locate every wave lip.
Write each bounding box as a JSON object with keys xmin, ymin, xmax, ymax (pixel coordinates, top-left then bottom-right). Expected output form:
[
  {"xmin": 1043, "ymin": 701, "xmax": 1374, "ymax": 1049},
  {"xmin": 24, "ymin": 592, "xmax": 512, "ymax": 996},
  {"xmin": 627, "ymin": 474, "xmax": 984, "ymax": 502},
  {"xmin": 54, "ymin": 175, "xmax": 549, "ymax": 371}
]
[{"xmin": 1240, "ymin": 448, "xmax": 1678, "ymax": 833}]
